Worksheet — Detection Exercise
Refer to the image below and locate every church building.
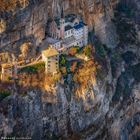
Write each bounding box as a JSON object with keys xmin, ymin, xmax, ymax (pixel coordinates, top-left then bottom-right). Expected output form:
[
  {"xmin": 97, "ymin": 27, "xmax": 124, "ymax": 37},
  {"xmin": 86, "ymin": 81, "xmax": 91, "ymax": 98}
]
[{"xmin": 47, "ymin": 8, "xmax": 88, "ymax": 52}]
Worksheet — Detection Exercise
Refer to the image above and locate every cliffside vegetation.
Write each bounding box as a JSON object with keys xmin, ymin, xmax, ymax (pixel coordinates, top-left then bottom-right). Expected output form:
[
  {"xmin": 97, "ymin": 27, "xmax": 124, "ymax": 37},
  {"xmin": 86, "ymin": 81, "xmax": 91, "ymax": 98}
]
[
  {"xmin": 0, "ymin": 19, "xmax": 6, "ymax": 33},
  {"xmin": 18, "ymin": 62, "xmax": 45, "ymax": 74},
  {"xmin": 0, "ymin": 91, "xmax": 10, "ymax": 101},
  {"xmin": 0, "ymin": 0, "xmax": 29, "ymax": 12},
  {"xmin": 0, "ymin": 44, "xmax": 100, "ymax": 96},
  {"xmin": 73, "ymin": 59, "xmax": 99, "ymax": 96},
  {"xmin": 18, "ymin": 62, "xmax": 45, "ymax": 88}
]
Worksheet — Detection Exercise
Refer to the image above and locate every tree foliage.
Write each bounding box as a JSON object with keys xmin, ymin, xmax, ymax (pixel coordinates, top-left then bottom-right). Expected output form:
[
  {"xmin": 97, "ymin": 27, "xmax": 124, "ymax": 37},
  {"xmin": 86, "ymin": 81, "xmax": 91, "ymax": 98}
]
[
  {"xmin": 20, "ymin": 42, "xmax": 32, "ymax": 59},
  {"xmin": 68, "ymin": 47, "xmax": 78, "ymax": 56},
  {"xmin": 0, "ymin": 19, "xmax": 6, "ymax": 33},
  {"xmin": 60, "ymin": 56, "xmax": 66, "ymax": 66},
  {"xmin": 0, "ymin": 0, "xmax": 29, "ymax": 12},
  {"xmin": 83, "ymin": 44, "xmax": 93, "ymax": 57},
  {"xmin": 0, "ymin": 90, "xmax": 11, "ymax": 101}
]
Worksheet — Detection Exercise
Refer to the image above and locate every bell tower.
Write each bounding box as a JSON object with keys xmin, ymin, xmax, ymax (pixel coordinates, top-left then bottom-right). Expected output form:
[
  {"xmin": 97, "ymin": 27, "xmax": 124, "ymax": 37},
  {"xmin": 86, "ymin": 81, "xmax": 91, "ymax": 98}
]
[{"xmin": 60, "ymin": 7, "xmax": 65, "ymax": 40}]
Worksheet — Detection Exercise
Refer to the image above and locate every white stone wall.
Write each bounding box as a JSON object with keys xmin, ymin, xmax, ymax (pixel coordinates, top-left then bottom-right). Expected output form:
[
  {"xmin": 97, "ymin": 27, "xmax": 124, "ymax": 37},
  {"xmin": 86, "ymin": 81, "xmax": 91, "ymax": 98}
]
[
  {"xmin": 83, "ymin": 25, "xmax": 88, "ymax": 45},
  {"xmin": 46, "ymin": 55, "xmax": 59, "ymax": 73},
  {"xmin": 73, "ymin": 28, "xmax": 84, "ymax": 40},
  {"xmin": 42, "ymin": 53, "xmax": 59, "ymax": 74},
  {"xmin": 53, "ymin": 42, "xmax": 61, "ymax": 50},
  {"xmin": 64, "ymin": 29, "xmax": 73, "ymax": 39}
]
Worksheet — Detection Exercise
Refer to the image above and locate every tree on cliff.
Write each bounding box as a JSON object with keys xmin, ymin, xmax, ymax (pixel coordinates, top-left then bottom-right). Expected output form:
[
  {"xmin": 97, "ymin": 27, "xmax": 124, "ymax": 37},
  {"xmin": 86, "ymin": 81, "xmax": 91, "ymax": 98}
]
[
  {"xmin": 20, "ymin": 42, "xmax": 32, "ymax": 59},
  {"xmin": 0, "ymin": 19, "xmax": 6, "ymax": 33}
]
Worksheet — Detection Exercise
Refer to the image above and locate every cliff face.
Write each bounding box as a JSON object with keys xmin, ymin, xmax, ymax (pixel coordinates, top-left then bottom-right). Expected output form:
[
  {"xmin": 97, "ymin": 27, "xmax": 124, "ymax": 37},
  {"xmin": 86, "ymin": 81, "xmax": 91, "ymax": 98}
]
[
  {"xmin": 0, "ymin": 0, "xmax": 47, "ymax": 53},
  {"xmin": 0, "ymin": 0, "xmax": 140, "ymax": 139},
  {"xmin": 0, "ymin": 0, "xmax": 118, "ymax": 54},
  {"xmin": 0, "ymin": 55, "xmax": 112, "ymax": 139}
]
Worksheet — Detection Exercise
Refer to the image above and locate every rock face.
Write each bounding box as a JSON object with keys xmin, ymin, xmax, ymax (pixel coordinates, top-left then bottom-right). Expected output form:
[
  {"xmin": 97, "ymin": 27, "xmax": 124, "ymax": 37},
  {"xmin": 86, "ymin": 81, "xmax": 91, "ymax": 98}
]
[
  {"xmin": 0, "ymin": 0, "xmax": 47, "ymax": 53},
  {"xmin": 0, "ymin": 0, "xmax": 140, "ymax": 139},
  {"xmin": 0, "ymin": 0, "xmax": 118, "ymax": 54},
  {"xmin": 0, "ymin": 60, "xmax": 112, "ymax": 139}
]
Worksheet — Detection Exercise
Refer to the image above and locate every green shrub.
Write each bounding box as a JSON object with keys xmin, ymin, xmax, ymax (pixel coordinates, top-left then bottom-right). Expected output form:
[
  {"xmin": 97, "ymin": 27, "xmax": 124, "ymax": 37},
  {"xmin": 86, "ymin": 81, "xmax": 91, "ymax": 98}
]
[
  {"xmin": 95, "ymin": 42, "xmax": 106, "ymax": 58},
  {"xmin": 59, "ymin": 54, "xmax": 67, "ymax": 66},
  {"xmin": 60, "ymin": 56, "xmax": 66, "ymax": 66},
  {"xmin": 8, "ymin": 77, "xmax": 13, "ymax": 81},
  {"xmin": 0, "ymin": 91, "xmax": 11, "ymax": 101},
  {"xmin": 83, "ymin": 45, "xmax": 92, "ymax": 57},
  {"xmin": 19, "ymin": 62, "xmax": 45, "ymax": 74}
]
